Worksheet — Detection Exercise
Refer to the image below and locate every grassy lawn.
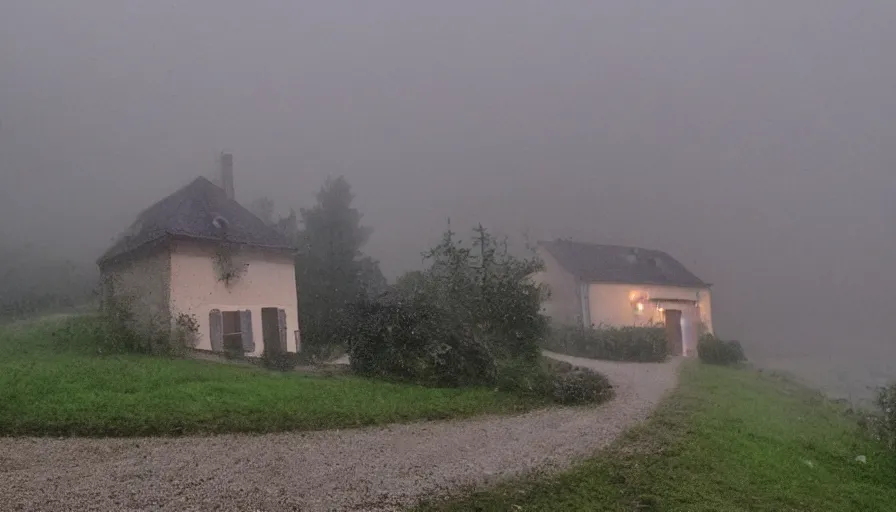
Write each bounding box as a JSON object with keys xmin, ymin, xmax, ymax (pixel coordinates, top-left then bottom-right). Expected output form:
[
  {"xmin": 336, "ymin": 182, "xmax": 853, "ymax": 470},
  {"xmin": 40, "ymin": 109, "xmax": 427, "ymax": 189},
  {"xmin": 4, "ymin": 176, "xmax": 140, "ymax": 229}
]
[
  {"xmin": 0, "ymin": 317, "xmax": 539, "ymax": 437},
  {"xmin": 417, "ymin": 362, "xmax": 896, "ymax": 511}
]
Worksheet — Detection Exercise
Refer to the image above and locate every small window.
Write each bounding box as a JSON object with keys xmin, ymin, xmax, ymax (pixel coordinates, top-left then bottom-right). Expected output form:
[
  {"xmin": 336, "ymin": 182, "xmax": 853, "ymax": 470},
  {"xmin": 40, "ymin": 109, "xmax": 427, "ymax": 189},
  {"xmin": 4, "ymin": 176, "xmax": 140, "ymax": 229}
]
[
  {"xmin": 222, "ymin": 311, "xmax": 243, "ymax": 353},
  {"xmin": 210, "ymin": 309, "xmax": 254, "ymax": 354}
]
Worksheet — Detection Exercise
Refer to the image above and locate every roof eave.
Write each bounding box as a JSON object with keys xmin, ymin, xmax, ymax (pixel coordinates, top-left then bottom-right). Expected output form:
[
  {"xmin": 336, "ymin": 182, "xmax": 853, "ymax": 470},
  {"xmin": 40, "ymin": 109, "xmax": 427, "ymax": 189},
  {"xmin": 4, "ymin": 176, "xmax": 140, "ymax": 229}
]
[{"xmin": 582, "ymin": 277, "xmax": 710, "ymax": 289}]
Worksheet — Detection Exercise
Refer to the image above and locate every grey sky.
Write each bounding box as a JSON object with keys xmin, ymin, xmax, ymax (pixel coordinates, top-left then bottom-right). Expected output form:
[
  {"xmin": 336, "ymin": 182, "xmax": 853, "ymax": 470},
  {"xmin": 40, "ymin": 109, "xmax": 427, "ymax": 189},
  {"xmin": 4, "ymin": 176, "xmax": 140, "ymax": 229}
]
[{"xmin": 2, "ymin": 1, "xmax": 895, "ymax": 353}]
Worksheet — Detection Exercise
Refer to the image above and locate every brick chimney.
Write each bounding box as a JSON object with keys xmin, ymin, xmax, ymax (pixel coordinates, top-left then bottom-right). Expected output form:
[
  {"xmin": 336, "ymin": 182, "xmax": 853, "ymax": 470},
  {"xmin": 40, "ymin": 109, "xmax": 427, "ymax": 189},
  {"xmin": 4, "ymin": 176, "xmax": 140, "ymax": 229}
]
[{"xmin": 220, "ymin": 152, "xmax": 235, "ymax": 200}]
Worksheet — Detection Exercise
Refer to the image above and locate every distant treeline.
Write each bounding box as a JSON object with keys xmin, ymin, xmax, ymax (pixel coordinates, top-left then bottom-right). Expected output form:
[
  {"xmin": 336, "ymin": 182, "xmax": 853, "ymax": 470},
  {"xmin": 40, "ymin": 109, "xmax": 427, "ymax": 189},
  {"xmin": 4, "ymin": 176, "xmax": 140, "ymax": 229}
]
[{"xmin": 0, "ymin": 245, "xmax": 96, "ymax": 320}]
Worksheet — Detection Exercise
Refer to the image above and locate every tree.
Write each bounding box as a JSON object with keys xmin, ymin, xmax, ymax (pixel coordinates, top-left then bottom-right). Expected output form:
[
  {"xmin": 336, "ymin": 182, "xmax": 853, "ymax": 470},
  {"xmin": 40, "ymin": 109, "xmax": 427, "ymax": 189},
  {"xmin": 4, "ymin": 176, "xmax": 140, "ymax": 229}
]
[
  {"xmin": 295, "ymin": 176, "xmax": 383, "ymax": 351},
  {"xmin": 347, "ymin": 225, "xmax": 549, "ymax": 387}
]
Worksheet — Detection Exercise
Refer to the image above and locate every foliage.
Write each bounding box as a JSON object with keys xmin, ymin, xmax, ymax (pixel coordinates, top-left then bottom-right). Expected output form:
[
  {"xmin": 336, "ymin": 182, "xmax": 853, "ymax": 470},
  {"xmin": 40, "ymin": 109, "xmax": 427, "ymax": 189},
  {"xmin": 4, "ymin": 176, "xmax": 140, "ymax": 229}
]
[
  {"xmin": 549, "ymin": 367, "xmax": 614, "ymax": 405},
  {"xmin": 173, "ymin": 312, "xmax": 200, "ymax": 348},
  {"xmin": 346, "ymin": 295, "xmax": 497, "ymax": 387},
  {"xmin": 416, "ymin": 364, "xmax": 896, "ymax": 512},
  {"xmin": 211, "ymin": 242, "xmax": 247, "ymax": 286},
  {"xmin": 347, "ymin": 225, "xmax": 549, "ymax": 389},
  {"xmin": 871, "ymin": 383, "xmax": 896, "ymax": 450},
  {"xmin": 542, "ymin": 324, "xmax": 668, "ymax": 362},
  {"xmin": 494, "ymin": 357, "xmax": 614, "ymax": 405},
  {"xmin": 697, "ymin": 333, "xmax": 746, "ymax": 365},
  {"xmin": 292, "ymin": 176, "xmax": 386, "ymax": 353},
  {"xmin": 0, "ymin": 317, "xmax": 541, "ymax": 437}
]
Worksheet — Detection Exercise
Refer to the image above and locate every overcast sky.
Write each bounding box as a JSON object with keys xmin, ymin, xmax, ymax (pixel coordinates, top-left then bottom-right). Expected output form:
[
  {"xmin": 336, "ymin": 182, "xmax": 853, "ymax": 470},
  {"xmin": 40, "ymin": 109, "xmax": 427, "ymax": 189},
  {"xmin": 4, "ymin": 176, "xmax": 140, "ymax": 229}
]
[{"xmin": 2, "ymin": 1, "xmax": 894, "ymax": 354}]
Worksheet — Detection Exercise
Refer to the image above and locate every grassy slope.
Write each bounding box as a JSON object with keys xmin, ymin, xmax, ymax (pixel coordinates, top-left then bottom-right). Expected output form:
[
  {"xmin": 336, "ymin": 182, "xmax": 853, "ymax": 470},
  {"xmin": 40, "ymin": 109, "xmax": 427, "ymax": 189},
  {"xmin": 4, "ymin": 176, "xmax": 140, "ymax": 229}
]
[
  {"xmin": 0, "ymin": 317, "xmax": 538, "ymax": 437},
  {"xmin": 418, "ymin": 363, "xmax": 896, "ymax": 511}
]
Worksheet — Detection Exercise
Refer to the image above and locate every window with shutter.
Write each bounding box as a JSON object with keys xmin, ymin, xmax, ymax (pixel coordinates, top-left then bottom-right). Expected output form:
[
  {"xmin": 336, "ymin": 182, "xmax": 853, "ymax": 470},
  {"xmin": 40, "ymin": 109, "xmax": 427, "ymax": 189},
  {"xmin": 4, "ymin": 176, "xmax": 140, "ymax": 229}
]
[
  {"xmin": 240, "ymin": 310, "xmax": 255, "ymax": 353},
  {"xmin": 222, "ymin": 311, "xmax": 242, "ymax": 353},
  {"xmin": 209, "ymin": 309, "xmax": 224, "ymax": 352},
  {"xmin": 277, "ymin": 308, "xmax": 288, "ymax": 353}
]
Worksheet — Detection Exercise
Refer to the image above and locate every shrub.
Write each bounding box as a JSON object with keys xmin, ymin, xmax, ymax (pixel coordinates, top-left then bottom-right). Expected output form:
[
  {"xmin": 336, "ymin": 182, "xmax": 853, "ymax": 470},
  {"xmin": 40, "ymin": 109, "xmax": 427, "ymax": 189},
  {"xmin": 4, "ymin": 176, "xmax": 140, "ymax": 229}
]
[
  {"xmin": 871, "ymin": 383, "xmax": 896, "ymax": 450},
  {"xmin": 495, "ymin": 357, "xmax": 552, "ymax": 396},
  {"xmin": 494, "ymin": 357, "xmax": 614, "ymax": 405},
  {"xmin": 541, "ymin": 325, "xmax": 668, "ymax": 363},
  {"xmin": 347, "ymin": 295, "xmax": 497, "ymax": 387},
  {"xmin": 550, "ymin": 368, "xmax": 614, "ymax": 405},
  {"xmin": 697, "ymin": 333, "xmax": 746, "ymax": 365},
  {"xmin": 347, "ymin": 226, "xmax": 548, "ymax": 389}
]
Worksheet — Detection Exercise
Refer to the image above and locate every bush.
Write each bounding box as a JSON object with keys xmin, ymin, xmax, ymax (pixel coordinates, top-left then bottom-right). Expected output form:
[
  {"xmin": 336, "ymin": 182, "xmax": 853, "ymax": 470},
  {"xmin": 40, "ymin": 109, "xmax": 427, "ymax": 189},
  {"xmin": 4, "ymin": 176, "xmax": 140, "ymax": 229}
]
[
  {"xmin": 550, "ymin": 368, "xmax": 614, "ymax": 405},
  {"xmin": 870, "ymin": 383, "xmax": 896, "ymax": 450},
  {"xmin": 495, "ymin": 357, "xmax": 552, "ymax": 396},
  {"xmin": 541, "ymin": 325, "xmax": 668, "ymax": 363},
  {"xmin": 347, "ymin": 226, "xmax": 548, "ymax": 389},
  {"xmin": 697, "ymin": 334, "xmax": 746, "ymax": 365},
  {"xmin": 494, "ymin": 357, "xmax": 614, "ymax": 405},
  {"xmin": 347, "ymin": 295, "xmax": 497, "ymax": 388}
]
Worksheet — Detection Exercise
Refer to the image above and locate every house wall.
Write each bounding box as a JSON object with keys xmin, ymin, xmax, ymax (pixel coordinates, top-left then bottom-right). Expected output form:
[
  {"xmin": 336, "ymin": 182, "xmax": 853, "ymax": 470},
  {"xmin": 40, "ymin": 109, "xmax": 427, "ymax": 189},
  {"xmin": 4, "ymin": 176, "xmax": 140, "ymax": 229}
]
[
  {"xmin": 168, "ymin": 240, "xmax": 299, "ymax": 356},
  {"xmin": 587, "ymin": 282, "xmax": 713, "ymax": 355},
  {"xmin": 532, "ymin": 247, "xmax": 582, "ymax": 326},
  {"xmin": 99, "ymin": 244, "xmax": 171, "ymax": 338}
]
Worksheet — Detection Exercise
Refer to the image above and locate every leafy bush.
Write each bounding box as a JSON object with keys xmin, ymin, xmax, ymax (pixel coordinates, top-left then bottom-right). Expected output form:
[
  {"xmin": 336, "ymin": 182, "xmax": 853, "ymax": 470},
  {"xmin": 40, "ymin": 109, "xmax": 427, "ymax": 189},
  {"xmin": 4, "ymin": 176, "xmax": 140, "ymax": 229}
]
[
  {"xmin": 541, "ymin": 325, "xmax": 668, "ymax": 363},
  {"xmin": 495, "ymin": 357, "xmax": 614, "ymax": 405},
  {"xmin": 495, "ymin": 357, "xmax": 552, "ymax": 396},
  {"xmin": 347, "ymin": 294, "xmax": 497, "ymax": 387},
  {"xmin": 697, "ymin": 333, "xmax": 746, "ymax": 365},
  {"xmin": 550, "ymin": 368, "xmax": 614, "ymax": 405},
  {"xmin": 871, "ymin": 383, "xmax": 896, "ymax": 450},
  {"xmin": 347, "ymin": 226, "xmax": 548, "ymax": 389}
]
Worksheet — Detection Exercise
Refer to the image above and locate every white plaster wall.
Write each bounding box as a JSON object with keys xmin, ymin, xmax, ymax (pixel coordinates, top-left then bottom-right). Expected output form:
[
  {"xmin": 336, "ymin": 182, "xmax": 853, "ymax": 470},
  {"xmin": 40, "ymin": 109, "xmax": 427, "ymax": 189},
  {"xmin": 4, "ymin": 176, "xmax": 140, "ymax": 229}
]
[
  {"xmin": 588, "ymin": 282, "xmax": 714, "ymax": 356},
  {"xmin": 168, "ymin": 240, "xmax": 299, "ymax": 356},
  {"xmin": 531, "ymin": 246, "xmax": 582, "ymax": 326}
]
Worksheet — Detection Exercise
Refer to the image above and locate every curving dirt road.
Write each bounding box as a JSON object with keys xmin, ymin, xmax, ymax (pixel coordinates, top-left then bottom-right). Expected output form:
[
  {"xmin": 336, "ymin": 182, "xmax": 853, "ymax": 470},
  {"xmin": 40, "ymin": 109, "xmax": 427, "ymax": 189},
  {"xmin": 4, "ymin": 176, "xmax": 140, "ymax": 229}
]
[{"xmin": 0, "ymin": 353, "xmax": 681, "ymax": 511}]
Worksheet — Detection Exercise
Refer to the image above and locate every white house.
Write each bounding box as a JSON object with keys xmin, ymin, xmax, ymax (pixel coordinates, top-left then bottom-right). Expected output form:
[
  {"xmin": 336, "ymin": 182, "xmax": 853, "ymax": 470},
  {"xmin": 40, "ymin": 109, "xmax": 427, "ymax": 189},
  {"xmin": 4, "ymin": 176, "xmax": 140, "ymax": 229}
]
[
  {"xmin": 534, "ymin": 239, "xmax": 713, "ymax": 356},
  {"xmin": 97, "ymin": 154, "xmax": 300, "ymax": 356}
]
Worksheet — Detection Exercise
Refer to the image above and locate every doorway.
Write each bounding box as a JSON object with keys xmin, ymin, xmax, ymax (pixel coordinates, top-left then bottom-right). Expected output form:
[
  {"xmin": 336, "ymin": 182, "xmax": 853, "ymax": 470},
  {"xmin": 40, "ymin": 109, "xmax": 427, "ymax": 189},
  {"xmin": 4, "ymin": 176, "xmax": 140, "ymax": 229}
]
[
  {"xmin": 664, "ymin": 309, "xmax": 683, "ymax": 356},
  {"xmin": 261, "ymin": 307, "xmax": 287, "ymax": 355}
]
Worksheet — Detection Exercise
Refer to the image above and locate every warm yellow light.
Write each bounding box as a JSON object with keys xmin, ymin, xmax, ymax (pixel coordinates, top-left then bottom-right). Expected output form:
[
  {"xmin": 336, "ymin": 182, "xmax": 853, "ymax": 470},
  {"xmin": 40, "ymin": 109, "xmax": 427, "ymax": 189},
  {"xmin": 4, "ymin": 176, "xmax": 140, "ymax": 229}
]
[
  {"xmin": 658, "ymin": 307, "xmax": 664, "ymax": 312},
  {"xmin": 636, "ymin": 302, "xmax": 645, "ymax": 312}
]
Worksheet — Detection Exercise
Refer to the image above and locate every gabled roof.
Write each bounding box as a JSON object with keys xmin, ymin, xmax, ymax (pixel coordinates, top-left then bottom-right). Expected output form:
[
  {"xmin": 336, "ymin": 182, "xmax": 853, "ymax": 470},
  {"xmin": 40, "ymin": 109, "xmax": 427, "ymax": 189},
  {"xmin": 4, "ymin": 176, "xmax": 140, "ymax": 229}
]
[
  {"xmin": 538, "ymin": 239, "xmax": 707, "ymax": 288},
  {"xmin": 98, "ymin": 176, "xmax": 294, "ymax": 265}
]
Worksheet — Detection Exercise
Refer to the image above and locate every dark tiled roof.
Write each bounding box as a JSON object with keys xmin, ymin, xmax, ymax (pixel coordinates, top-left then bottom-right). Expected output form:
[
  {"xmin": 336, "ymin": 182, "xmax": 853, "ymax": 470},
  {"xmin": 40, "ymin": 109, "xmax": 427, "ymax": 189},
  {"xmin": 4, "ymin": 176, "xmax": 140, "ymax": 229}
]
[
  {"xmin": 539, "ymin": 239, "xmax": 707, "ymax": 288},
  {"xmin": 98, "ymin": 176, "xmax": 294, "ymax": 265}
]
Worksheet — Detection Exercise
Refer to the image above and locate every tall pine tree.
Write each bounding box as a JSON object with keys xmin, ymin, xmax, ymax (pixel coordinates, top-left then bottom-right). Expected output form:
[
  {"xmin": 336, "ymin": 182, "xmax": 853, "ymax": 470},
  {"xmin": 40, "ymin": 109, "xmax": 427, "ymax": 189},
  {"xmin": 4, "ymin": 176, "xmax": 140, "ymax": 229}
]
[{"xmin": 296, "ymin": 176, "xmax": 384, "ymax": 351}]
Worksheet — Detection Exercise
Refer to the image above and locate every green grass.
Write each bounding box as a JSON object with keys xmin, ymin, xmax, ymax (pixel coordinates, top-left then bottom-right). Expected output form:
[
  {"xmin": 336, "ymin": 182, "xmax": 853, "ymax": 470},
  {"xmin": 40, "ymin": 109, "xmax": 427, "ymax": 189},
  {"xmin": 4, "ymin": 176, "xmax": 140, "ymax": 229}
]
[
  {"xmin": 417, "ymin": 363, "xmax": 896, "ymax": 511},
  {"xmin": 0, "ymin": 317, "xmax": 539, "ymax": 437}
]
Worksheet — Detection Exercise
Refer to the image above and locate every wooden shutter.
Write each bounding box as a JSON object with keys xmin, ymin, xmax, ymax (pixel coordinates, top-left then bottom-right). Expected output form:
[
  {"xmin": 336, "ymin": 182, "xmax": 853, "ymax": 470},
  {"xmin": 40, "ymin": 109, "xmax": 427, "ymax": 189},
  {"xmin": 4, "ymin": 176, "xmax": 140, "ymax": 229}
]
[
  {"xmin": 209, "ymin": 309, "xmax": 224, "ymax": 352},
  {"xmin": 240, "ymin": 310, "xmax": 255, "ymax": 353},
  {"xmin": 277, "ymin": 308, "xmax": 288, "ymax": 352}
]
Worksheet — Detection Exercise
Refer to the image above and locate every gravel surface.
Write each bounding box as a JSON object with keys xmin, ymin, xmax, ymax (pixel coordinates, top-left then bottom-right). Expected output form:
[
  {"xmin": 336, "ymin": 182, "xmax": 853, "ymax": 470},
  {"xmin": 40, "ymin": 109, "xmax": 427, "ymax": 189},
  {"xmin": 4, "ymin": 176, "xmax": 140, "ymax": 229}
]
[{"xmin": 0, "ymin": 353, "xmax": 681, "ymax": 511}]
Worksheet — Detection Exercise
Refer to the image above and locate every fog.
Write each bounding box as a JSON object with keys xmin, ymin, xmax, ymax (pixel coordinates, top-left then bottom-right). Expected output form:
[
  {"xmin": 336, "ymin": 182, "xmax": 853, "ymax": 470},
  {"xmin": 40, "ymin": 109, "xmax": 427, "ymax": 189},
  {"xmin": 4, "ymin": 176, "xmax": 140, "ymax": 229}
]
[{"xmin": 2, "ymin": 1, "xmax": 894, "ymax": 396}]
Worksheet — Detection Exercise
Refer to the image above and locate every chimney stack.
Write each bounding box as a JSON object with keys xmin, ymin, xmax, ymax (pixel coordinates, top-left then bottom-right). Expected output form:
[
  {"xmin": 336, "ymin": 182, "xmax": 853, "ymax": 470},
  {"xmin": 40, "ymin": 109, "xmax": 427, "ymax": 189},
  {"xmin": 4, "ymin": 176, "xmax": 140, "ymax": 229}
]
[{"xmin": 220, "ymin": 152, "xmax": 235, "ymax": 201}]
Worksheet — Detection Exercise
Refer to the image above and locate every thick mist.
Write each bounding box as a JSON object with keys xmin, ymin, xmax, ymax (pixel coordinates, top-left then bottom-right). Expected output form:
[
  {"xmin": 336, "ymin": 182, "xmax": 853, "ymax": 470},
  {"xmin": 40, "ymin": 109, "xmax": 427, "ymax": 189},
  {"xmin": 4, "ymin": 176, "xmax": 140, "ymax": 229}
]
[{"xmin": 2, "ymin": 1, "xmax": 895, "ymax": 396}]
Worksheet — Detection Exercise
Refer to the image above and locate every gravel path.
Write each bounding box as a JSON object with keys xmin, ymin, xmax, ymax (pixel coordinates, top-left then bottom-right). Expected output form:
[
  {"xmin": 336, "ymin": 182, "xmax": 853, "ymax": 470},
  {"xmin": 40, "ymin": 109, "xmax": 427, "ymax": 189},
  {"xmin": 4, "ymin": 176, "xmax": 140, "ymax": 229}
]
[{"xmin": 1, "ymin": 353, "xmax": 681, "ymax": 511}]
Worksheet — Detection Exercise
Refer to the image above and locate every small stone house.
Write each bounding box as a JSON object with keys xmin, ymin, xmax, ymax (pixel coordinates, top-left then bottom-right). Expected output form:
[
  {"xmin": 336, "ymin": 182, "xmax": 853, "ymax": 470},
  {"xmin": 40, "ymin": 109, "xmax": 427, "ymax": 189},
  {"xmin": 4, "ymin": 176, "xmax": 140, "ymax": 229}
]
[
  {"xmin": 97, "ymin": 154, "xmax": 300, "ymax": 356},
  {"xmin": 534, "ymin": 239, "xmax": 713, "ymax": 356}
]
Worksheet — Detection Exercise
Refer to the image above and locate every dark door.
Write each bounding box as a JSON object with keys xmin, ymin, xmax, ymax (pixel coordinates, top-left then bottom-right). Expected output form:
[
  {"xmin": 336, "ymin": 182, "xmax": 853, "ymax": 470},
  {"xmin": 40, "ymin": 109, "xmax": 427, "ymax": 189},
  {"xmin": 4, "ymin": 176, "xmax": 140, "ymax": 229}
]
[
  {"xmin": 664, "ymin": 309, "xmax": 683, "ymax": 356},
  {"xmin": 261, "ymin": 307, "xmax": 283, "ymax": 356}
]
